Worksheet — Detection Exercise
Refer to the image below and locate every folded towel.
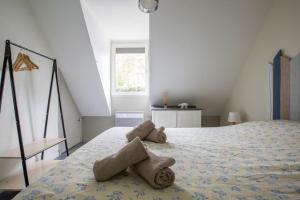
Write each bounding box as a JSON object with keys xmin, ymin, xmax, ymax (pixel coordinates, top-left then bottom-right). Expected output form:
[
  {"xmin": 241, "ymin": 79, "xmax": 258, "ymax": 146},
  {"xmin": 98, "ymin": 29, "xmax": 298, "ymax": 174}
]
[
  {"xmin": 93, "ymin": 137, "xmax": 148, "ymax": 181},
  {"xmin": 132, "ymin": 151, "xmax": 175, "ymax": 189},
  {"xmin": 145, "ymin": 127, "xmax": 167, "ymax": 143},
  {"xmin": 126, "ymin": 120, "xmax": 155, "ymax": 142}
]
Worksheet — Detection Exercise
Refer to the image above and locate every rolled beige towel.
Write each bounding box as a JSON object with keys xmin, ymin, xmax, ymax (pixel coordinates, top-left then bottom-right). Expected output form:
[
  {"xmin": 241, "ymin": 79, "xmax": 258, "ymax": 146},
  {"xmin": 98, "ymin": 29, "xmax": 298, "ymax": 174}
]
[
  {"xmin": 145, "ymin": 127, "xmax": 167, "ymax": 143},
  {"xmin": 93, "ymin": 137, "xmax": 148, "ymax": 181},
  {"xmin": 126, "ymin": 120, "xmax": 155, "ymax": 142},
  {"xmin": 132, "ymin": 151, "xmax": 175, "ymax": 189}
]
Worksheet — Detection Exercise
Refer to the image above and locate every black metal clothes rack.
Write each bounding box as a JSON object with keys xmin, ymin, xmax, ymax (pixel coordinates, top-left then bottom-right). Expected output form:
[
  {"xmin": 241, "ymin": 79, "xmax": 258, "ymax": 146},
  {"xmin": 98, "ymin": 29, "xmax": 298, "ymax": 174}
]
[{"xmin": 0, "ymin": 40, "xmax": 69, "ymax": 187}]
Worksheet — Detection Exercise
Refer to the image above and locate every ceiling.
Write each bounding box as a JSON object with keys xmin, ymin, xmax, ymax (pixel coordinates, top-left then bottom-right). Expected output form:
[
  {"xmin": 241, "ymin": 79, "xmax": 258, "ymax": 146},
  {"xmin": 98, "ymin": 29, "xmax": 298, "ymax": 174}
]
[
  {"xmin": 83, "ymin": 0, "xmax": 149, "ymax": 40},
  {"xmin": 28, "ymin": 0, "xmax": 148, "ymax": 116},
  {"xmin": 29, "ymin": 0, "xmax": 111, "ymax": 116}
]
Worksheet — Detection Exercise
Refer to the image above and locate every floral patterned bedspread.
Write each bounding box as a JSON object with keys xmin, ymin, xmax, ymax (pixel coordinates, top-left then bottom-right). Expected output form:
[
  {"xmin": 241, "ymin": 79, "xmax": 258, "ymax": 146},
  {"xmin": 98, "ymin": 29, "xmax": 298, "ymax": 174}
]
[{"xmin": 14, "ymin": 121, "xmax": 300, "ymax": 200}]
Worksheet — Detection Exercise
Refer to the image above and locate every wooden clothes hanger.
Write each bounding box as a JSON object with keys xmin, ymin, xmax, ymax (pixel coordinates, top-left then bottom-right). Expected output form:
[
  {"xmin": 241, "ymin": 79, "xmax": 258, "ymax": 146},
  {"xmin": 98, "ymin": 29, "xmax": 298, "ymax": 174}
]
[
  {"xmin": 13, "ymin": 53, "xmax": 24, "ymax": 71},
  {"xmin": 13, "ymin": 52, "xmax": 39, "ymax": 72},
  {"xmin": 23, "ymin": 54, "xmax": 39, "ymax": 71}
]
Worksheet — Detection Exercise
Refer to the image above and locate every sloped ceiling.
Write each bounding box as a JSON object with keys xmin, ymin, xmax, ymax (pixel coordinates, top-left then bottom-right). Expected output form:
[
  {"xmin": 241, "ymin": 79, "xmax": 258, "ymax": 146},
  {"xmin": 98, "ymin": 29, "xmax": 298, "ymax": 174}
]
[
  {"xmin": 83, "ymin": 0, "xmax": 149, "ymax": 40},
  {"xmin": 29, "ymin": 0, "xmax": 110, "ymax": 116},
  {"xmin": 150, "ymin": 0, "xmax": 273, "ymax": 115}
]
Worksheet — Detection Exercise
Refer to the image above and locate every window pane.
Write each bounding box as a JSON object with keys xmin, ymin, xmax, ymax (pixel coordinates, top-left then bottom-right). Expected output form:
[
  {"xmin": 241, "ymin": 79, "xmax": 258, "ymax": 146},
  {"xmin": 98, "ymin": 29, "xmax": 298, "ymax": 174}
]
[{"xmin": 115, "ymin": 52, "xmax": 146, "ymax": 93}]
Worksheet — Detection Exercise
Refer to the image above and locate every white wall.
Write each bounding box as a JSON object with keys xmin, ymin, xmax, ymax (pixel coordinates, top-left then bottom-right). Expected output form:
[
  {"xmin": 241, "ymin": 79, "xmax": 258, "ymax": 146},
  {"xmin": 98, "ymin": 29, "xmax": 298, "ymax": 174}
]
[
  {"xmin": 112, "ymin": 95, "xmax": 151, "ymax": 119},
  {"xmin": 0, "ymin": 0, "xmax": 58, "ymax": 180},
  {"xmin": 80, "ymin": 0, "xmax": 151, "ymax": 119},
  {"xmin": 80, "ymin": 0, "xmax": 151, "ymax": 141},
  {"xmin": 0, "ymin": 0, "xmax": 82, "ymax": 180},
  {"xmin": 221, "ymin": 0, "xmax": 300, "ymax": 124},
  {"xmin": 149, "ymin": 0, "xmax": 272, "ymax": 116},
  {"xmin": 58, "ymin": 70, "xmax": 82, "ymax": 153},
  {"xmin": 80, "ymin": 0, "xmax": 111, "ymax": 111},
  {"xmin": 82, "ymin": 95, "xmax": 151, "ymax": 142}
]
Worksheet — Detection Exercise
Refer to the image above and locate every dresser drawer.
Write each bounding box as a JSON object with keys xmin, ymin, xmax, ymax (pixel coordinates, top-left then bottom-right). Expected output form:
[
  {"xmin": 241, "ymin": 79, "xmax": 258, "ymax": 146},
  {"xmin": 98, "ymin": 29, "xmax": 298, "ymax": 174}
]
[
  {"xmin": 177, "ymin": 110, "xmax": 202, "ymax": 127},
  {"xmin": 152, "ymin": 110, "xmax": 177, "ymax": 128},
  {"xmin": 152, "ymin": 109, "xmax": 202, "ymax": 128}
]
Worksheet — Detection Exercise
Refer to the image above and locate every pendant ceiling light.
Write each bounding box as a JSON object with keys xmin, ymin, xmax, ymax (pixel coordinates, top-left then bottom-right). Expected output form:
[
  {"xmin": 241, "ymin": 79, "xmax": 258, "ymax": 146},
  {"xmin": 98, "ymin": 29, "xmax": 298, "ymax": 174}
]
[{"xmin": 138, "ymin": 0, "xmax": 159, "ymax": 13}]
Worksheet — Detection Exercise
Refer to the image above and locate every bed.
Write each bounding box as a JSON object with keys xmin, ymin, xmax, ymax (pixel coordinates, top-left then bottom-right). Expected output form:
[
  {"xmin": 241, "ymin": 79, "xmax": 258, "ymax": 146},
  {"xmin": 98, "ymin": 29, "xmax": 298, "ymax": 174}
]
[{"xmin": 14, "ymin": 121, "xmax": 300, "ymax": 200}]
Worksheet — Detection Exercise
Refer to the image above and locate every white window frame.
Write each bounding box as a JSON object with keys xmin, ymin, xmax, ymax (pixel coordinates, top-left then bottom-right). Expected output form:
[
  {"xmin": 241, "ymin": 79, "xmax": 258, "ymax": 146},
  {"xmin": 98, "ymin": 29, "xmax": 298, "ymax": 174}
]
[{"xmin": 111, "ymin": 41, "xmax": 149, "ymax": 96}]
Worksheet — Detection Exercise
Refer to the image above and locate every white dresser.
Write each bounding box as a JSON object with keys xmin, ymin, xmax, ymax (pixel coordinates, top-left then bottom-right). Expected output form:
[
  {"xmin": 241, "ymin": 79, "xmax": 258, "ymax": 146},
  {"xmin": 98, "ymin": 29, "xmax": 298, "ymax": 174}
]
[{"xmin": 151, "ymin": 107, "xmax": 202, "ymax": 128}]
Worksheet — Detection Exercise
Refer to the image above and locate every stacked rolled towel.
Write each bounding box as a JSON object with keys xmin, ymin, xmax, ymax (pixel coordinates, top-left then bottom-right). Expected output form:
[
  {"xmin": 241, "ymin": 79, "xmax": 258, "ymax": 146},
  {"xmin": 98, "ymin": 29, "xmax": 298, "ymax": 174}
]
[
  {"xmin": 126, "ymin": 120, "xmax": 155, "ymax": 142},
  {"xmin": 126, "ymin": 120, "xmax": 167, "ymax": 143},
  {"xmin": 93, "ymin": 137, "xmax": 148, "ymax": 181},
  {"xmin": 132, "ymin": 151, "xmax": 175, "ymax": 189},
  {"xmin": 93, "ymin": 137, "xmax": 176, "ymax": 189},
  {"xmin": 145, "ymin": 127, "xmax": 167, "ymax": 143}
]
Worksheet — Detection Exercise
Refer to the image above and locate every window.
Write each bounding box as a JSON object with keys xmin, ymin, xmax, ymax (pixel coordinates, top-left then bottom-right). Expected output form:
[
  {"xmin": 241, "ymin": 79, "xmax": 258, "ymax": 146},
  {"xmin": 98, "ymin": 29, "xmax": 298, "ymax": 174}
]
[{"xmin": 111, "ymin": 42, "xmax": 149, "ymax": 95}]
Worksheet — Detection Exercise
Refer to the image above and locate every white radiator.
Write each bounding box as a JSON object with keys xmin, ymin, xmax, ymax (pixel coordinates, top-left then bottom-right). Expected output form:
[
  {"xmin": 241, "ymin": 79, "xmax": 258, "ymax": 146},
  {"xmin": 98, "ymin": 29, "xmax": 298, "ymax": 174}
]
[{"xmin": 115, "ymin": 111, "xmax": 144, "ymax": 127}]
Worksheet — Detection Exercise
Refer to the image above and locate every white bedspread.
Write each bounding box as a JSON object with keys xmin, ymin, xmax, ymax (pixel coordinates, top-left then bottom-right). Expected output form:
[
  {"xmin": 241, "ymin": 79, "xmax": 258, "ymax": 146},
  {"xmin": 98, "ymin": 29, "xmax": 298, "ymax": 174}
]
[{"xmin": 14, "ymin": 121, "xmax": 300, "ymax": 200}]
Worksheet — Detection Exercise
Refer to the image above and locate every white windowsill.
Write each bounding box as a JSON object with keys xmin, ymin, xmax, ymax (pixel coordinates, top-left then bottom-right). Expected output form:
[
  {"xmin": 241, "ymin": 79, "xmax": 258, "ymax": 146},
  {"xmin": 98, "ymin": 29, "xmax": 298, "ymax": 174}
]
[{"xmin": 112, "ymin": 92, "xmax": 149, "ymax": 97}]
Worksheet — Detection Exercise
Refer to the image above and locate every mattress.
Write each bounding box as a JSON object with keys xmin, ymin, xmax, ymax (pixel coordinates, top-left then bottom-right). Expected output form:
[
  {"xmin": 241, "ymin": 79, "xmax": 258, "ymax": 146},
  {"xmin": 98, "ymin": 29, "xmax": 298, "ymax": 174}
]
[{"xmin": 14, "ymin": 121, "xmax": 300, "ymax": 200}]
